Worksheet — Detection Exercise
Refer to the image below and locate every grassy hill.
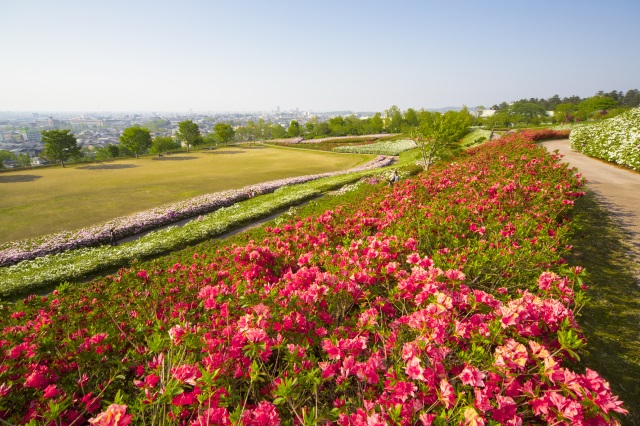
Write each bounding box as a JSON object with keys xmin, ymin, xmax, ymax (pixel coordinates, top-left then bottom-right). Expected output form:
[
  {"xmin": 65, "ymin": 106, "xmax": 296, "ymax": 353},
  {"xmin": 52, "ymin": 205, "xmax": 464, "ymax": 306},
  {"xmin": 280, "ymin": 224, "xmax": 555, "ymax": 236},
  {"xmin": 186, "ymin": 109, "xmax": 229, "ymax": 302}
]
[{"xmin": 0, "ymin": 145, "xmax": 372, "ymax": 243}]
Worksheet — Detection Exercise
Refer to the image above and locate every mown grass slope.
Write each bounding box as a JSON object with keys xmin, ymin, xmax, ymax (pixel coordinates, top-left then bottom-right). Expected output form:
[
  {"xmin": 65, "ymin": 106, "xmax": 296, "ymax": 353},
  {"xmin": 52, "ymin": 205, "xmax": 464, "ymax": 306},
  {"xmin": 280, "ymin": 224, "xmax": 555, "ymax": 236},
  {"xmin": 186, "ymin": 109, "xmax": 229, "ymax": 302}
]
[{"xmin": 0, "ymin": 145, "xmax": 372, "ymax": 243}]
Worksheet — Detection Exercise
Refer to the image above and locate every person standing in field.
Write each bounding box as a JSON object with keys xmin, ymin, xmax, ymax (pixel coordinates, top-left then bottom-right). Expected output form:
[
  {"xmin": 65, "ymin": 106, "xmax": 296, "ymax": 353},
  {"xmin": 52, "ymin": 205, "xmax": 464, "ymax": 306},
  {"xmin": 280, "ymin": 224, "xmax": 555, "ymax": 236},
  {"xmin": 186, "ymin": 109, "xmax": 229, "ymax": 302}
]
[
  {"xmin": 388, "ymin": 170, "xmax": 399, "ymax": 185},
  {"xmin": 109, "ymin": 229, "xmax": 118, "ymax": 246}
]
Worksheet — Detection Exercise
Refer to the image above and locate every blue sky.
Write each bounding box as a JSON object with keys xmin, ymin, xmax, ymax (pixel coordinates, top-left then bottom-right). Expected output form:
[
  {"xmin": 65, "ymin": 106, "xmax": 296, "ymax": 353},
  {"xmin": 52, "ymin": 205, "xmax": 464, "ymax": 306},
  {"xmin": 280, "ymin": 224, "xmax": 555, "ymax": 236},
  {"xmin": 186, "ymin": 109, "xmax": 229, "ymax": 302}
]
[{"xmin": 1, "ymin": 0, "xmax": 639, "ymax": 112}]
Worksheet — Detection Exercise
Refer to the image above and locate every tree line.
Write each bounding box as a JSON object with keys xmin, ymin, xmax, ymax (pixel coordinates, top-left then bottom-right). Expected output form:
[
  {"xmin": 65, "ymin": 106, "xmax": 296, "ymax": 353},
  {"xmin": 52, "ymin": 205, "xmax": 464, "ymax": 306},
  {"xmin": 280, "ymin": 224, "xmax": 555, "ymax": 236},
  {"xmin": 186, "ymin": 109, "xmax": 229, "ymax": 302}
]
[
  {"xmin": 232, "ymin": 106, "xmax": 468, "ymax": 140},
  {"xmin": 484, "ymin": 89, "xmax": 640, "ymax": 127}
]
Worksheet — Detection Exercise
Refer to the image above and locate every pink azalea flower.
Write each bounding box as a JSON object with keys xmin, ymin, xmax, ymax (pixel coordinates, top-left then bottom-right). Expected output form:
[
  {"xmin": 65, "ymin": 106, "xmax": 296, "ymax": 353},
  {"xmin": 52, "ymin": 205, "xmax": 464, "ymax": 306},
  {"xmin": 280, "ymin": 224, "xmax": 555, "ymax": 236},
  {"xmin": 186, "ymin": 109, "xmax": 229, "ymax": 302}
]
[
  {"xmin": 171, "ymin": 364, "xmax": 201, "ymax": 386},
  {"xmin": 190, "ymin": 407, "xmax": 231, "ymax": 425},
  {"xmin": 43, "ymin": 384, "xmax": 61, "ymax": 399},
  {"xmin": 168, "ymin": 324, "xmax": 187, "ymax": 345},
  {"xmin": 88, "ymin": 404, "xmax": 133, "ymax": 426},
  {"xmin": 242, "ymin": 401, "xmax": 281, "ymax": 425},
  {"xmin": 0, "ymin": 383, "xmax": 12, "ymax": 397},
  {"xmin": 144, "ymin": 373, "xmax": 160, "ymax": 388},
  {"xmin": 459, "ymin": 365, "xmax": 486, "ymax": 387},
  {"xmin": 438, "ymin": 378, "xmax": 456, "ymax": 408},
  {"xmin": 405, "ymin": 356, "xmax": 426, "ymax": 382},
  {"xmin": 24, "ymin": 369, "xmax": 48, "ymax": 389}
]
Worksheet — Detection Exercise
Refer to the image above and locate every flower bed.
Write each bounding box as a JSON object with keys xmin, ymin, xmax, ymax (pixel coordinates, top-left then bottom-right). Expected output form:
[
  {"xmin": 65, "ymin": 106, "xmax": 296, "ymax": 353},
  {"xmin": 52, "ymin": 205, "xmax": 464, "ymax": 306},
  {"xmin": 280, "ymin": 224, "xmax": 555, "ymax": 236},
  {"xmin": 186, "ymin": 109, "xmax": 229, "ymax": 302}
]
[
  {"xmin": 0, "ymin": 130, "xmax": 627, "ymax": 424},
  {"xmin": 0, "ymin": 170, "xmax": 399, "ymax": 298},
  {"xmin": 269, "ymin": 139, "xmax": 380, "ymax": 152},
  {"xmin": 570, "ymin": 108, "xmax": 640, "ymax": 170},
  {"xmin": 0, "ymin": 156, "xmax": 393, "ymax": 267},
  {"xmin": 332, "ymin": 139, "xmax": 417, "ymax": 155}
]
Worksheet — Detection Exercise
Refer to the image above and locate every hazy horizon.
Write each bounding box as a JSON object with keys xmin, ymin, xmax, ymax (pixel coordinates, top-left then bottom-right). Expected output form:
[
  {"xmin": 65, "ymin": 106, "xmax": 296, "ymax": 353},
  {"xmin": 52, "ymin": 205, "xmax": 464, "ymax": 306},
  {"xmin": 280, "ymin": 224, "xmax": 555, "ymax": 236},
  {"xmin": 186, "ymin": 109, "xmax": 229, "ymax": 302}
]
[{"xmin": 2, "ymin": 0, "xmax": 639, "ymax": 113}]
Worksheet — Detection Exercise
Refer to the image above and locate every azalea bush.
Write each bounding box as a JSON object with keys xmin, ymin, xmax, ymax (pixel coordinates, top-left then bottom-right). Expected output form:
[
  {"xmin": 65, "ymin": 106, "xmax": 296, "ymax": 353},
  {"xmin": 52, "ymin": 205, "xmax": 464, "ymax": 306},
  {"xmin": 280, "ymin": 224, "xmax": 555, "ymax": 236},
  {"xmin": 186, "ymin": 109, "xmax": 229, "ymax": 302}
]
[
  {"xmin": 0, "ymin": 156, "xmax": 393, "ymax": 267},
  {"xmin": 332, "ymin": 140, "xmax": 418, "ymax": 156},
  {"xmin": 570, "ymin": 108, "xmax": 640, "ymax": 170},
  {"xmin": 0, "ymin": 130, "xmax": 628, "ymax": 424}
]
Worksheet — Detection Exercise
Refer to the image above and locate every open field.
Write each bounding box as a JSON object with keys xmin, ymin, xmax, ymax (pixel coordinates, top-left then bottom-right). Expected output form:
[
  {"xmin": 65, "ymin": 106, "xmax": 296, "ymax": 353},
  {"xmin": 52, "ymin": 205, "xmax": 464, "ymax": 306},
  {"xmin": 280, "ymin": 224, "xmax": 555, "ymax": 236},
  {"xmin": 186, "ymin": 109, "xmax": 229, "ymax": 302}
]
[{"xmin": 0, "ymin": 145, "xmax": 373, "ymax": 244}]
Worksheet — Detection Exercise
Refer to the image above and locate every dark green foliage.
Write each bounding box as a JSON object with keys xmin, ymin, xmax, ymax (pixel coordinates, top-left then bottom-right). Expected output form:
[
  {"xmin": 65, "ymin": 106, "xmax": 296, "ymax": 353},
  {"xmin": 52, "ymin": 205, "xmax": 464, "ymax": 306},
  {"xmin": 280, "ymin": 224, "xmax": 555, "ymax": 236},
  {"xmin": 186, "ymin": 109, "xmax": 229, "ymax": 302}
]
[
  {"xmin": 42, "ymin": 129, "xmax": 82, "ymax": 168},
  {"xmin": 213, "ymin": 123, "xmax": 235, "ymax": 145},
  {"xmin": 119, "ymin": 126, "xmax": 153, "ymax": 159},
  {"xmin": 150, "ymin": 136, "xmax": 179, "ymax": 154},
  {"xmin": 176, "ymin": 120, "xmax": 203, "ymax": 152},
  {"xmin": 287, "ymin": 120, "xmax": 301, "ymax": 137}
]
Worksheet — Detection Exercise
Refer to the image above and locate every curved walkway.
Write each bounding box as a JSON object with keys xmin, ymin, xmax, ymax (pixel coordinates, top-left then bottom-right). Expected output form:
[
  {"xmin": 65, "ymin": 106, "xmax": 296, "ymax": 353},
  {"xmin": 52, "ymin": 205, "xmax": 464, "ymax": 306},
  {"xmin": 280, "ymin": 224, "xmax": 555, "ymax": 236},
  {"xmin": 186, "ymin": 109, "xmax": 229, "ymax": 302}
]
[{"xmin": 540, "ymin": 139, "xmax": 640, "ymax": 258}]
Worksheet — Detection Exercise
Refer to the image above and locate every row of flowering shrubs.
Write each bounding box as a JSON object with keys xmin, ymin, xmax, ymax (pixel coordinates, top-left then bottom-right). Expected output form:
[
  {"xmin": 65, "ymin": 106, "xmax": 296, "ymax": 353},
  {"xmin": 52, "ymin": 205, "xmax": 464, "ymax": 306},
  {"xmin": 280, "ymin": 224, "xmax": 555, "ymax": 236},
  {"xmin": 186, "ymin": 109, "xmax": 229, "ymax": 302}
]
[
  {"xmin": 0, "ymin": 129, "xmax": 628, "ymax": 424},
  {"xmin": 332, "ymin": 140, "xmax": 418, "ymax": 155},
  {"xmin": 570, "ymin": 108, "xmax": 640, "ymax": 170},
  {"xmin": 0, "ymin": 156, "xmax": 393, "ymax": 267},
  {"xmin": 0, "ymin": 169, "xmax": 405, "ymax": 299},
  {"xmin": 518, "ymin": 128, "xmax": 571, "ymax": 141}
]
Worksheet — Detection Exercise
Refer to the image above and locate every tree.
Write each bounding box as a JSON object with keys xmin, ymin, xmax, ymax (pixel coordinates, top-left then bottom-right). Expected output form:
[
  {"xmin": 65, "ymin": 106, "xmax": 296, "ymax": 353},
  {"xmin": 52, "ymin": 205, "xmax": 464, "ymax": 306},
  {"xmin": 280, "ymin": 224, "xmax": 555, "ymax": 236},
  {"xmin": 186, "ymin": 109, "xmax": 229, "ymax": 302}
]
[
  {"xmin": 369, "ymin": 113, "xmax": 384, "ymax": 133},
  {"xmin": 344, "ymin": 115, "xmax": 363, "ymax": 135},
  {"xmin": 485, "ymin": 110, "xmax": 513, "ymax": 128},
  {"xmin": 553, "ymin": 103, "xmax": 577, "ymax": 123},
  {"xmin": 546, "ymin": 94, "xmax": 562, "ymax": 110},
  {"xmin": 42, "ymin": 129, "xmax": 81, "ymax": 168},
  {"xmin": 0, "ymin": 149, "xmax": 16, "ymax": 168},
  {"xmin": 271, "ymin": 123, "xmax": 288, "ymax": 139},
  {"xmin": 411, "ymin": 110, "xmax": 471, "ymax": 170},
  {"xmin": 150, "ymin": 136, "xmax": 179, "ymax": 154},
  {"xmin": 16, "ymin": 153, "xmax": 32, "ymax": 167},
  {"xmin": 328, "ymin": 116, "xmax": 346, "ymax": 136},
  {"xmin": 176, "ymin": 120, "xmax": 202, "ymax": 152},
  {"xmin": 622, "ymin": 89, "xmax": 640, "ymax": 107},
  {"xmin": 509, "ymin": 102, "xmax": 547, "ymax": 121},
  {"xmin": 213, "ymin": 123, "xmax": 236, "ymax": 145},
  {"xmin": 106, "ymin": 144, "xmax": 120, "ymax": 158},
  {"xmin": 95, "ymin": 144, "xmax": 119, "ymax": 161},
  {"xmin": 575, "ymin": 96, "xmax": 618, "ymax": 121},
  {"xmin": 287, "ymin": 120, "xmax": 301, "ymax": 137},
  {"xmin": 304, "ymin": 120, "xmax": 316, "ymax": 137},
  {"xmin": 404, "ymin": 108, "xmax": 419, "ymax": 128},
  {"xmin": 385, "ymin": 105, "xmax": 403, "ymax": 132},
  {"xmin": 119, "ymin": 126, "xmax": 152, "ymax": 159},
  {"xmin": 316, "ymin": 122, "xmax": 330, "ymax": 136}
]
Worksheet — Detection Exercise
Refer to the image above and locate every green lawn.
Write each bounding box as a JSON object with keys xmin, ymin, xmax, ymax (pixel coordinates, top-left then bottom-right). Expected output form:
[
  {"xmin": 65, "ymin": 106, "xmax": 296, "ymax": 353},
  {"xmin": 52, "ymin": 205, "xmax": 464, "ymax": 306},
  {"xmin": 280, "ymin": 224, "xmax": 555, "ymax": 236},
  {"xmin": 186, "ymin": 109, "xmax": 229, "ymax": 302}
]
[{"xmin": 0, "ymin": 145, "xmax": 373, "ymax": 244}]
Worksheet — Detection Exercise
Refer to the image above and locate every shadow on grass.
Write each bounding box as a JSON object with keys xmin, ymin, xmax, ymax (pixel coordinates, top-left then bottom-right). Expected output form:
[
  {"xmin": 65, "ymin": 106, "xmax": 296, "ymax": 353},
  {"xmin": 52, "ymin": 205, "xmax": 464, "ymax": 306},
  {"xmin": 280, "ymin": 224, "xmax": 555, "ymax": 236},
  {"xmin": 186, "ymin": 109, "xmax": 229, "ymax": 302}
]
[
  {"xmin": 77, "ymin": 164, "xmax": 138, "ymax": 170},
  {"xmin": 0, "ymin": 174, "xmax": 42, "ymax": 183},
  {"xmin": 568, "ymin": 191, "xmax": 640, "ymax": 425},
  {"xmin": 151, "ymin": 156, "xmax": 198, "ymax": 161}
]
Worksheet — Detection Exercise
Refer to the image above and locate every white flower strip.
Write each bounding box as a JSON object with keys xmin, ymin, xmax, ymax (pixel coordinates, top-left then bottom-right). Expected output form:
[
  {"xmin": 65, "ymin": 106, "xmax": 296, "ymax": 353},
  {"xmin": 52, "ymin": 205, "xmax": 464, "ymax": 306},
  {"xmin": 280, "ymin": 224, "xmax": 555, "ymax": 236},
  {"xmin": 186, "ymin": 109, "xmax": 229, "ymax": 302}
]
[
  {"xmin": 570, "ymin": 108, "xmax": 640, "ymax": 170},
  {"xmin": 332, "ymin": 139, "xmax": 417, "ymax": 155},
  {"xmin": 0, "ymin": 156, "xmax": 393, "ymax": 266}
]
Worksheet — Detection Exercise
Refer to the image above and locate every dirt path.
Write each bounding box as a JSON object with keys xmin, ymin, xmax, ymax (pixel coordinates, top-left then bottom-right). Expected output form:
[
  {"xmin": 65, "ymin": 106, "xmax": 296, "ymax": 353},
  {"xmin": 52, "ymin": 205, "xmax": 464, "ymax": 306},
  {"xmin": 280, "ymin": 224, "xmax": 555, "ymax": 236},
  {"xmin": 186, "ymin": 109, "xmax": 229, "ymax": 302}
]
[{"xmin": 540, "ymin": 139, "xmax": 640, "ymax": 257}]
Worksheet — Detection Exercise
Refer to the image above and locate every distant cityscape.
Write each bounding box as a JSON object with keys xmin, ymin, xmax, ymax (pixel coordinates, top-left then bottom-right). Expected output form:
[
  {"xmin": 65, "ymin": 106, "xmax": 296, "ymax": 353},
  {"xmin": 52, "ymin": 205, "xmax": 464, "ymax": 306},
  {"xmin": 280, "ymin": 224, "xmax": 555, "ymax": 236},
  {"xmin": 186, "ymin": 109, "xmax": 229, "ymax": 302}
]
[{"xmin": 0, "ymin": 109, "xmax": 379, "ymax": 166}]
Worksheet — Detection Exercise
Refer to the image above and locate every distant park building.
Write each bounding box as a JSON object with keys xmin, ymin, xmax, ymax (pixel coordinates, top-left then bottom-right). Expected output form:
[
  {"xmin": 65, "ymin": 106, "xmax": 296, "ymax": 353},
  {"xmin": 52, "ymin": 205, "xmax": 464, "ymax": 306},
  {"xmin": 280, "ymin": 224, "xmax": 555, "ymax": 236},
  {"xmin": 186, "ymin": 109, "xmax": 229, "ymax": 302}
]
[{"xmin": 474, "ymin": 108, "xmax": 496, "ymax": 118}]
